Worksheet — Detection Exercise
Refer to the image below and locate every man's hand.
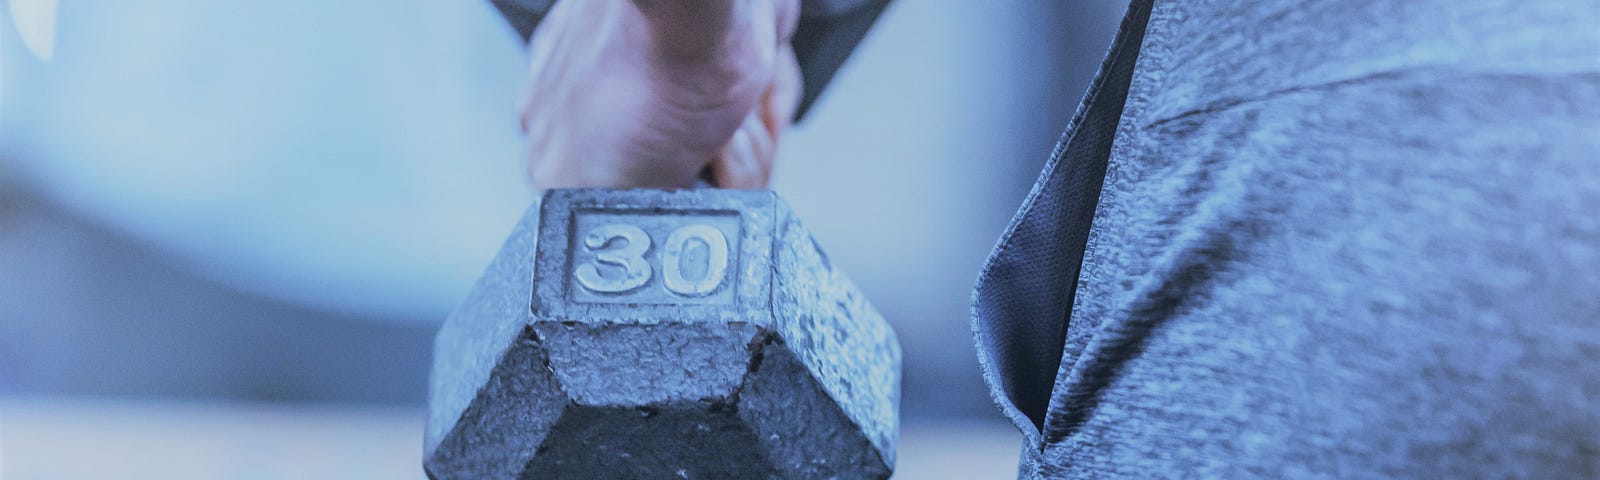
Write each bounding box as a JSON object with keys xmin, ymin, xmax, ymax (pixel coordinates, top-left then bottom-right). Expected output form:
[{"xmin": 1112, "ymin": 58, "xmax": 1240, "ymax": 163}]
[{"xmin": 520, "ymin": 0, "xmax": 802, "ymax": 190}]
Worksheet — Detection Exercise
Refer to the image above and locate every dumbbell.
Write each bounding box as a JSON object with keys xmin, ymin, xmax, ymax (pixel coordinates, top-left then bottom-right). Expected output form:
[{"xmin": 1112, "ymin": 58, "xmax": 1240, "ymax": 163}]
[{"xmin": 423, "ymin": 189, "xmax": 901, "ymax": 478}]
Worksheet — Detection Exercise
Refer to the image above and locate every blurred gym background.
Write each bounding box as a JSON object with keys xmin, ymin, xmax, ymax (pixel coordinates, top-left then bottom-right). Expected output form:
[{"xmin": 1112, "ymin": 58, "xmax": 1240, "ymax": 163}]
[{"xmin": 0, "ymin": 1, "xmax": 1122, "ymax": 477}]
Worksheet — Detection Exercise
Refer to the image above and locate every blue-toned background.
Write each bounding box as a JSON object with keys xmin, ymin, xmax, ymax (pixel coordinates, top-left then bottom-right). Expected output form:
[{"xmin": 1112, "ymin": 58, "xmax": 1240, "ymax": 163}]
[{"xmin": 0, "ymin": 1, "xmax": 1122, "ymax": 477}]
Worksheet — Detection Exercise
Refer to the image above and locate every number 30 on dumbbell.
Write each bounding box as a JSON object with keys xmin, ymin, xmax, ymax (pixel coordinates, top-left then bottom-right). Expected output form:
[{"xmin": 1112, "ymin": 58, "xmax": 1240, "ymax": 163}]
[
  {"xmin": 425, "ymin": 189, "xmax": 901, "ymax": 479},
  {"xmin": 571, "ymin": 215, "xmax": 734, "ymax": 299}
]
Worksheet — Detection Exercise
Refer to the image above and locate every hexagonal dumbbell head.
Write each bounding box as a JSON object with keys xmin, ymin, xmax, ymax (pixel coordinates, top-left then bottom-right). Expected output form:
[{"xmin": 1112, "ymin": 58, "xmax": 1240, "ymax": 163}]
[{"xmin": 425, "ymin": 189, "xmax": 901, "ymax": 479}]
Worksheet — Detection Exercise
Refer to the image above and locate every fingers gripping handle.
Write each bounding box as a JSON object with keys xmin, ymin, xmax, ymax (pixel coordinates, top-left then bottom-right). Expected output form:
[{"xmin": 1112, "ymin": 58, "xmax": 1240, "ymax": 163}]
[{"xmin": 488, "ymin": 0, "xmax": 891, "ymax": 120}]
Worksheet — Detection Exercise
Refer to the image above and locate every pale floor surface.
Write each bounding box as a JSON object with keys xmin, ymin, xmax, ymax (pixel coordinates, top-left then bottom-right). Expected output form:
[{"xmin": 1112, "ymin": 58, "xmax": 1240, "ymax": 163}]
[{"xmin": 0, "ymin": 396, "xmax": 1022, "ymax": 479}]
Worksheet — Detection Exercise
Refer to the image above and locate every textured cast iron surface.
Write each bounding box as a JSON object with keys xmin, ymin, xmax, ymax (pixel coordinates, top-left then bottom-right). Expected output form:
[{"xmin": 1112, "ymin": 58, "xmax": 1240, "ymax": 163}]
[{"xmin": 425, "ymin": 189, "xmax": 900, "ymax": 479}]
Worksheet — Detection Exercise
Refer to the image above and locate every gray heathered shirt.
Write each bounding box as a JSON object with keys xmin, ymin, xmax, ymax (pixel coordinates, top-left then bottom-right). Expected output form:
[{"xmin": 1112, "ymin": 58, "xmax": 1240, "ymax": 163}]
[{"xmin": 972, "ymin": 0, "xmax": 1600, "ymax": 477}]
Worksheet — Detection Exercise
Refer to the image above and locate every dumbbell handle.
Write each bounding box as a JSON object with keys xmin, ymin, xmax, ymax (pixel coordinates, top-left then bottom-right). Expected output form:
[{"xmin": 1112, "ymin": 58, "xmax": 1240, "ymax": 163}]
[{"xmin": 488, "ymin": 0, "xmax": 892, "ymax": 119}]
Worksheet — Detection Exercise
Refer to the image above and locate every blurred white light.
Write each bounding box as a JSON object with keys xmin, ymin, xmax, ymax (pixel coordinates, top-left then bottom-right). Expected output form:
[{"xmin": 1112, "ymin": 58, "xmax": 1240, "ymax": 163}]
[{"xmin": 7, "ymin": 0, "xmax": 55, "ymax": 60}]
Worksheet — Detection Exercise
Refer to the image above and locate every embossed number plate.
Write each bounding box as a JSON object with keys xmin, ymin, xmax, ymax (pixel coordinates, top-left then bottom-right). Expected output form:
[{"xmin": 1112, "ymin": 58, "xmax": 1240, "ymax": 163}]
[
  {"xmin": 531, "ymin": 189, "xmax": 777, "ymax": 321},
  {"xmin": 569, "ymin": 210, "xmax": 742, "ymax": 305}
]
